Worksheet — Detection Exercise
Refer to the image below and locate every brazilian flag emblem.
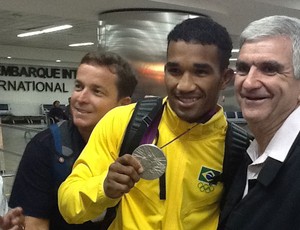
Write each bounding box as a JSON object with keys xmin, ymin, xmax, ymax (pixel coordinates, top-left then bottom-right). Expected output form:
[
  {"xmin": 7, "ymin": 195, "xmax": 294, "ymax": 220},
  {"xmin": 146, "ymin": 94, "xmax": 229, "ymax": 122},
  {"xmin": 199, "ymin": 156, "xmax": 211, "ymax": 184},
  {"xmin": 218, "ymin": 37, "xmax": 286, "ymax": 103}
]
[{"xmin": 198, "ymin": 166, "xmax": 221, "ymax": 185}]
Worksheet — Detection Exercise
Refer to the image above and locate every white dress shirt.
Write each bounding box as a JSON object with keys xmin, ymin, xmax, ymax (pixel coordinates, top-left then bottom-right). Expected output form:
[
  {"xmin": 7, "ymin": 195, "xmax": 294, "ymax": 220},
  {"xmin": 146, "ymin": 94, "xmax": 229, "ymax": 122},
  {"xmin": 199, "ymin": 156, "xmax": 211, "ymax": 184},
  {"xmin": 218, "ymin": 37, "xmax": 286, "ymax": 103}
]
[{"xmin": 243, "ymin": 106, "xmax": 300, "ymax": 197}]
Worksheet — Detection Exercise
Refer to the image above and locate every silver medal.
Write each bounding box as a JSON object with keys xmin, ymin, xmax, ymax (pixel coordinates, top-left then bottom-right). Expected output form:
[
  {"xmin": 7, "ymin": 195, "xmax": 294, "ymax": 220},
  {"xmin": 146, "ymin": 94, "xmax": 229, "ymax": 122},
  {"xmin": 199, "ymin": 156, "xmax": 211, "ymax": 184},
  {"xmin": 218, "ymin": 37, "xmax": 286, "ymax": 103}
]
[{"xmin": 132, "ymin": 144, "xmax": 167, "ymax": 180}]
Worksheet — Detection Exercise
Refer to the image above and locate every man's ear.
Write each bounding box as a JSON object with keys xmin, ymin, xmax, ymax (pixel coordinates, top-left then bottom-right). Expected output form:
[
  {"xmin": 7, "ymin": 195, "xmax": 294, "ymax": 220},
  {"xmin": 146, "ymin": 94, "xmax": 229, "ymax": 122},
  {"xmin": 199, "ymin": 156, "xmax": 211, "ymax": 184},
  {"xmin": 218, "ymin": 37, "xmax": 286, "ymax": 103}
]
[
  {"xmin": 119, "ymin": 96, "xmax": 132, "ymax": 105},
  {"xmin": 220, "ymin": 68, "xmax": 234, "ymax": 90}
]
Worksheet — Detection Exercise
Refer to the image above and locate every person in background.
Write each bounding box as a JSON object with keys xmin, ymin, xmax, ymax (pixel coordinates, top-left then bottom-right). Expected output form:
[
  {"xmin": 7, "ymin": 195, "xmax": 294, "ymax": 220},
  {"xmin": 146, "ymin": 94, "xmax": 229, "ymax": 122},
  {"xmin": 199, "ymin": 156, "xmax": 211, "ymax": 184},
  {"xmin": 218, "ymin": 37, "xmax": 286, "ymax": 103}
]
[
  {"xmin": 64, "ymin": 97, "xmax": 72, "ymax": 120},
  {"xmin": 218, "ymin": 15, "xmax": 300, "ymax": 229},
  {"xmin": 8, "ymin": 51, "xmax": 138, "ymax": 230},
  {"xmin": 0, "ymin": 176, "xmax": 25, "ymax": 230},
  {"xmin": 58, "ymin": 16, "xmax": 234, "ymax": 229},
  {"xmin": 48, "ymin": 100, "xmax": 68, "ymax": 123}
]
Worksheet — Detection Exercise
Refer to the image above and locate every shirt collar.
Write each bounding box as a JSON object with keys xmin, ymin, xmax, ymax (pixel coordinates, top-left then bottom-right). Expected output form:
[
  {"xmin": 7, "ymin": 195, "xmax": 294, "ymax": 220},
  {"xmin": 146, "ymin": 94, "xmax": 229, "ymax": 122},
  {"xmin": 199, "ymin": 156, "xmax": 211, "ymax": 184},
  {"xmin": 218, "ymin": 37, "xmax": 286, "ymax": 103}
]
[{"xmin": 248, "ymin": 106, "xmax": 300, "ymax": 164}]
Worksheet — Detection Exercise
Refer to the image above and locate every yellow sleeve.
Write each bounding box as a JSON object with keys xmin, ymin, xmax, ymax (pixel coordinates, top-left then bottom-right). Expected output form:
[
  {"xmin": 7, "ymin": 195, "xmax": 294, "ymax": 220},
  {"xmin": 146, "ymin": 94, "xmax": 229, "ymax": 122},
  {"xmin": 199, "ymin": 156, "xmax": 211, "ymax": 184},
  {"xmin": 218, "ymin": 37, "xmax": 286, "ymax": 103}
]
[{"xmin": 58, "ymin": 104, "xmax": 135, "ymax": 224}]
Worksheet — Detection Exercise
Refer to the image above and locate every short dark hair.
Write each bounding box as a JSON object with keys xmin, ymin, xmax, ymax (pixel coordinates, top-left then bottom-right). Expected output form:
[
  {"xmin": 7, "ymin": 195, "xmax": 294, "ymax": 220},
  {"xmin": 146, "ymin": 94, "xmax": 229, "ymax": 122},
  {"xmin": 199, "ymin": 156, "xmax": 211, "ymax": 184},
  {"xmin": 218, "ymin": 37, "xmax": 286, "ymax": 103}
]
[
  {"xmin": 53, "ymin": 100, "xmax": 60, "ymax": 106},
  {"xmin": 167, "ymin": 17, "xmax": 233, "ymax": 70},
  {"xmin": 80, "ymin": 51, "xmax": 138, "ymax": 99}
]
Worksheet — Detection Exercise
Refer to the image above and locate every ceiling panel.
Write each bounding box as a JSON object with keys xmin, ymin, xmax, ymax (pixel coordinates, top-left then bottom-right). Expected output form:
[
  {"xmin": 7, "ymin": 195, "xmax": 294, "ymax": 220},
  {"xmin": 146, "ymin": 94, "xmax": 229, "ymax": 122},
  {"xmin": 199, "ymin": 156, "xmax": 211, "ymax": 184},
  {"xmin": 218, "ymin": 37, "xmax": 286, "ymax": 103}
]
[{"xmin": 0, "ymin": 0, "xmax": 299, "ymax": 62}]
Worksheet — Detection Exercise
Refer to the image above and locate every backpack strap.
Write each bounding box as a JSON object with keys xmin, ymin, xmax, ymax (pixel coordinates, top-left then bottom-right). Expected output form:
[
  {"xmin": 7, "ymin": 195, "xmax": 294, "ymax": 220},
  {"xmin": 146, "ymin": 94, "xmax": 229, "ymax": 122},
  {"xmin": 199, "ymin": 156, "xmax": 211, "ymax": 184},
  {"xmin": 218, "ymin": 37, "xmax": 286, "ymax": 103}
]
[
  {"xmin": 224, "ymin": 122, "xmax": 253, "ymax": 180},
  {"xmin": 119, "ymin": 96, "xmax": 163, "ymax": 156},
  {"xmin": 220, "ymin": 121, "xmax": 253, "ymax": 208},
  {"xmin": 99, "ymin": 97, "xmax": 164, "ymax": 229},
  {"xmin": 50, "ymin": 122, "xmax": 62, "ymax": 154},
  {"xmin": 49, "ymin": 121, "xmax": 74, "ymax": 188}
]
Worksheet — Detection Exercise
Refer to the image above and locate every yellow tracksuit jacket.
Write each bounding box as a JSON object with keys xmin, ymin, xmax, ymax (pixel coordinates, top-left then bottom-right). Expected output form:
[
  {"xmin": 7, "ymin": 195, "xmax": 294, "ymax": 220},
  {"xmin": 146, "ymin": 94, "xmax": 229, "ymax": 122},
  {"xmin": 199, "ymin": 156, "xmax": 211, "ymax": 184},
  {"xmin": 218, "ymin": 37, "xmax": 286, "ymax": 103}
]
[{"xmin": 58, "ymin": 99, "xmax": 227, "ymax": 230}]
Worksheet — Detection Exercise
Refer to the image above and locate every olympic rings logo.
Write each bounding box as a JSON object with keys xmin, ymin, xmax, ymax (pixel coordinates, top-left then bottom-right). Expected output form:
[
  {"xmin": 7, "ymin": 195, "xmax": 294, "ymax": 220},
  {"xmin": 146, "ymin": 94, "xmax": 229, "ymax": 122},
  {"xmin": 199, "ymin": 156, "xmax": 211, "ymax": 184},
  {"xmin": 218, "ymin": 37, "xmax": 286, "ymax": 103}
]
[{"xmin": 198, "ymin": 182, "xmax": 214, "ymax": 193}]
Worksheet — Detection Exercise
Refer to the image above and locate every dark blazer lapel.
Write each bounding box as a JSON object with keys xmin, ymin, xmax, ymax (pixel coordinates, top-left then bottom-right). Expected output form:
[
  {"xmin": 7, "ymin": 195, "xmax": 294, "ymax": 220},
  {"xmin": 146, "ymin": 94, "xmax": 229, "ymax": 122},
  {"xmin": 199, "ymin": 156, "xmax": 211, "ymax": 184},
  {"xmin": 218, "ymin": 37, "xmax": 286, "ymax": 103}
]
[
  {"xmin": 257, "ymin": 157, "xmax": 283, "ymax": 187},
  {"xmin": 219, "ymin": 154, "xmax": 251, "ymax": 223},
  {"xmin": 258, "ymin": 132, "xmax": 300, "ymax": 187},
  {"xmin": 219, "ymin": 132, "xmax": 300, "ymax": 229}
]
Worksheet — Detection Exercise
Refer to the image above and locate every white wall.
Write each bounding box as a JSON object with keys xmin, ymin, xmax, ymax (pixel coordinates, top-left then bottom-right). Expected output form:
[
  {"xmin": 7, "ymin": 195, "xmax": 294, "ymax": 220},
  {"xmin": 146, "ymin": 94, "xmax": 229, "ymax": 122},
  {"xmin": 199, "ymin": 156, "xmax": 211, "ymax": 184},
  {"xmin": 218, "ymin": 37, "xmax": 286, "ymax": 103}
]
[
  {"xmin": 0, "ymin": 45, "xmax": 86, "ymax": 116},
  {"xmin": 0, "ymin": 44, "xmax": 241, "ymax": 116}
]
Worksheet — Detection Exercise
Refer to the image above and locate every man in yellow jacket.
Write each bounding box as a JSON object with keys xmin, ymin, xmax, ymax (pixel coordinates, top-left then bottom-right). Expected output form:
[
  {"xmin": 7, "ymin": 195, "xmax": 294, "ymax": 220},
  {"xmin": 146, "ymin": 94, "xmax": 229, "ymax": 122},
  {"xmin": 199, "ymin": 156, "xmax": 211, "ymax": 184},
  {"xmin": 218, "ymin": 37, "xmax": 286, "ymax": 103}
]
[{"xmin": 58, "ymin": 16, "xmax": 234, "ymax": 229}]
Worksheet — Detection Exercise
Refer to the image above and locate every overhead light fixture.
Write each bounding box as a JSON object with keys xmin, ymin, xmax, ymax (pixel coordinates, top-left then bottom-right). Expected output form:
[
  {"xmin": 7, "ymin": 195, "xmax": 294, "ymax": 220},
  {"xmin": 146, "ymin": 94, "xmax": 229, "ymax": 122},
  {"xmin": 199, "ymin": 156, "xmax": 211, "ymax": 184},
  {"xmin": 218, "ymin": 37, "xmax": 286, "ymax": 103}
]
[
  {"xmin": 17, "ymin": 24, "xmax": 73, "ymax": 37},
  {"xmin": 188, "ymin": 14, "xmax": 199, "ymax": 19},
  {"xmin": 232, "ymin": 49, "xmax": 239, "ymax": 53},
  {"xmin": 18, "ymin": 31, "xmax": 43, "ymax": 37},
  {"xmin": 230, "ymin": 58, "xmax": 237, "ymax": 61},
  {"xmin": 69, "ymin": 42, "xmax": 94, "ymax": 47}
]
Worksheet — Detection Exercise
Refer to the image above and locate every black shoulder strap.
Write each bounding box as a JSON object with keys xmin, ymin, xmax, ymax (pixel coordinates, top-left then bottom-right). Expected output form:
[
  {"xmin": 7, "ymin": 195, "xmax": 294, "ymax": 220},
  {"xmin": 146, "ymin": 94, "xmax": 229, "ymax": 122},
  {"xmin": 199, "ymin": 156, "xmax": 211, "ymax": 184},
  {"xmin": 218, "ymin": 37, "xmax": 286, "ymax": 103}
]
[
  {"xmin": 224, "ymin": 122, "xmax": 253, "ymax": 183},
  {"xmin": 99, "ymin": 97, "xmax": 163, "ymax": 229},
  {"xmin": 225, "ymin": 122, "xmax": 252, "ymax": 156},
  {"xmin": 119, "ymin": 96, "xmax": 163, "ymax": 156},
  {"xmin": 220, "ymin": 121, "xmax": 253, "ymax": 208}
]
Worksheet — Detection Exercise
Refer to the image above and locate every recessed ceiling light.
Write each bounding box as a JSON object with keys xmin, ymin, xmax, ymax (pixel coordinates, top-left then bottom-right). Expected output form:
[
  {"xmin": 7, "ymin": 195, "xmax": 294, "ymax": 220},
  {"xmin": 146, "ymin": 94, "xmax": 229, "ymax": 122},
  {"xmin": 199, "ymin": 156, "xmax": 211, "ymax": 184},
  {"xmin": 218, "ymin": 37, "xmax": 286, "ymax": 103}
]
[
  {"xmin": 7, "ymin": 56, "xmax": 12, "ymax": 59},
  {"xmin": 18, "ymin": 31, "xmax": 43, "ymax": 37},
  {"xmin": 17, "ymin": 25, "xmax": 73, "ymax": 37},
  {"xmin": 56, "ymin": 59, "xmax": 61, "ymax": 63},
  {"xmin": 188, "ymin": 14, "xmax": 199, "ymax": 19},
  {"xmin": 43, "ymin": 25, "xmax": 72, "ymax": 33},
  {"xmin": 232, "ymin": 49, "xmax": 239, "ymax": 53},
  {"xmin": 69, "ymin": 42, "xmax": 94, "ymax": 47}
]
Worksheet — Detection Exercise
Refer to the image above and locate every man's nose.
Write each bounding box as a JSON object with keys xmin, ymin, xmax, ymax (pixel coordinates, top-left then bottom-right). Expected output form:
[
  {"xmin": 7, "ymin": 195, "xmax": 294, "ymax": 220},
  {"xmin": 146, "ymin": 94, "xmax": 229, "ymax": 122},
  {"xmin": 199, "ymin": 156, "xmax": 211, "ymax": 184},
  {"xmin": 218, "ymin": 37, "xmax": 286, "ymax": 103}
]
[{"xmin": 176, "ymin": 72, "xmax": 196, "ymax": 92}]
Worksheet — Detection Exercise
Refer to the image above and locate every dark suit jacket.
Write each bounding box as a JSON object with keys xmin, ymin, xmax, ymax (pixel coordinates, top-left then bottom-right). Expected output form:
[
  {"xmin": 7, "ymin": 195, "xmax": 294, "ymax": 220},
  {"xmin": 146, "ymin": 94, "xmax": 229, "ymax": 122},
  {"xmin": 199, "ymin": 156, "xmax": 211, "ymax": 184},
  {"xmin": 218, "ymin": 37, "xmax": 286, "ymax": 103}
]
[{"xmin": 219, "ymin": 132, "xmax": 300, "ymax": 230}]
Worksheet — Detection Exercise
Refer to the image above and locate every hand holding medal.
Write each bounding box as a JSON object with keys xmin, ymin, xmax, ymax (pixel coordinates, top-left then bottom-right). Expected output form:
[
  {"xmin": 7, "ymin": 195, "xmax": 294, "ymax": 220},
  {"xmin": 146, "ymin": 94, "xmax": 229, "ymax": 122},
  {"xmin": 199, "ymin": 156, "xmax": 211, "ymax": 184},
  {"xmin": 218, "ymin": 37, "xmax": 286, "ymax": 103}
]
[
  {"xmin": 132, "ymin": 122, "xmax": 202, "ymax": 180},
  {"xmin": 132, "ymin": 144, "xmax": 167, "ymax": 180}
]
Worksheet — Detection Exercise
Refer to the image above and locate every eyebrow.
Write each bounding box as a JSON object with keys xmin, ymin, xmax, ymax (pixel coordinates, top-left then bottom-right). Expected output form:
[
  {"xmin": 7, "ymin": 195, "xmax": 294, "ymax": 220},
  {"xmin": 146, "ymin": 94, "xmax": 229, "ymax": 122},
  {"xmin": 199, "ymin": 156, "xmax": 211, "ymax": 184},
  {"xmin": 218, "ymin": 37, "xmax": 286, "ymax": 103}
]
[
  {"xmin": 259, "ymin": 60, "xmax": 284, "ymax": 70},
  {"xmin": 235, "ymin": 60, "xmax": 248, "ymax": 69},
  {"xmin": 75, "ymin": 79, "xmax": 107, "ymax": 90},
  {"xmin": 193, "ymin": 63, "xmax": 213, "ymax": 70},
  {"xmin": 236, "ymin": 60, "xmax": 244, "ymax": 66},
  {"xmin": 74, "ymin": 79, "xmax": 81, "ymax": 84},
  {"xmin": 165, "ymin": 62, "xmax": 213, "ymax": 69},
  {"xmin": 165, "ymin": 62, "xmax": 178, "ymax": 68},
  {"xmin": 236, "ymin": 60, "xmax": 284, "ymax": 71}
]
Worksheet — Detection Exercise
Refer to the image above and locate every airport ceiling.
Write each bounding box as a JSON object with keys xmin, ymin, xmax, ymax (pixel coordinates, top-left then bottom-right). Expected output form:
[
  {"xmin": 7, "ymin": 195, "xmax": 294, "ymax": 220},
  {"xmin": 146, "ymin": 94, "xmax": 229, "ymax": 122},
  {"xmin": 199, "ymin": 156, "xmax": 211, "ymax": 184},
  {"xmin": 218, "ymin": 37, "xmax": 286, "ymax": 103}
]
[{"xmin": 0, "ymin": 0, "xmax": 300, "ymax": 64}]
